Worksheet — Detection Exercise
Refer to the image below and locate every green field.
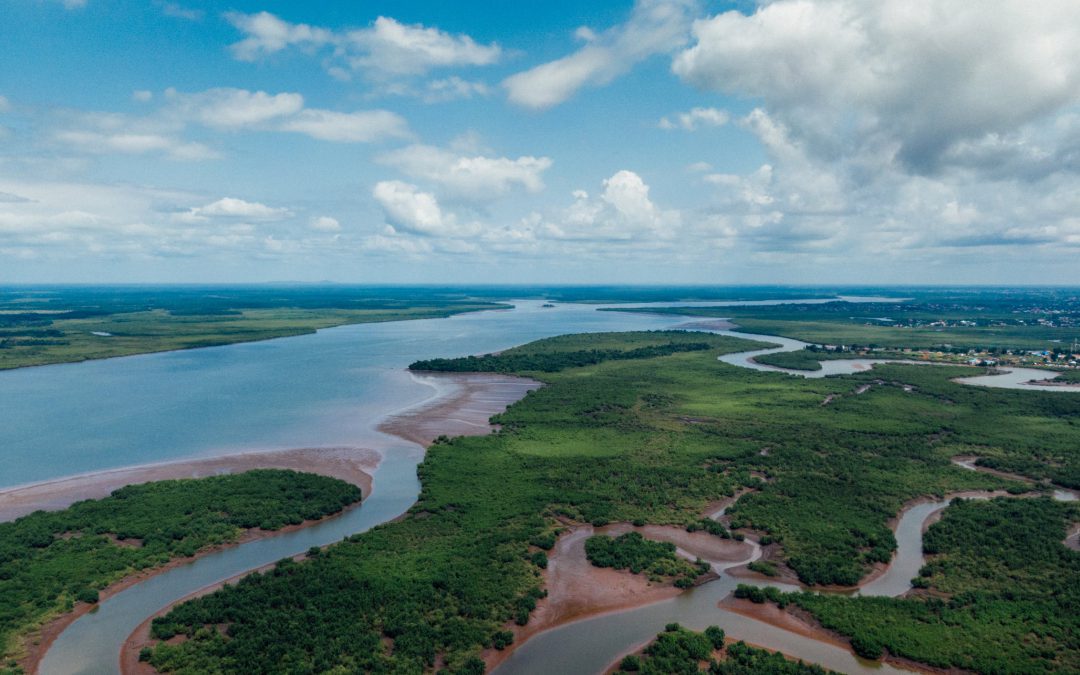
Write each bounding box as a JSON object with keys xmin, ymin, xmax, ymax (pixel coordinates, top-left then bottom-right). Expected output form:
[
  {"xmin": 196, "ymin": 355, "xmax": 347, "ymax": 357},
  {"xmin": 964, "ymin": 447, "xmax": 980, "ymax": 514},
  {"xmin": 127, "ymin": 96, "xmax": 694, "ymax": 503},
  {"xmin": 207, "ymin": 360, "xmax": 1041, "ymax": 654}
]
[
  {"xmin": 0, "ymin": 470, "xmax": 362, "ymax": 669},
  {"xmin": 136, "ymin": 331, "xmax": 1079, "ymax": 673}
]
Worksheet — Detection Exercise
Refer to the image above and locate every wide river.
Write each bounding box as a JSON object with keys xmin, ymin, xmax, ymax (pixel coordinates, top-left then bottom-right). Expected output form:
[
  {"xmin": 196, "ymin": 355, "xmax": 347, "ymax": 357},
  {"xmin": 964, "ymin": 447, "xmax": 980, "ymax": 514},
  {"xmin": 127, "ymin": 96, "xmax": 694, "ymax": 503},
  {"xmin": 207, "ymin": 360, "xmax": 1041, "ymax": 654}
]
[{"xmin": 2, "ymin": 298, "xmax": 1073, "ymax": 674}]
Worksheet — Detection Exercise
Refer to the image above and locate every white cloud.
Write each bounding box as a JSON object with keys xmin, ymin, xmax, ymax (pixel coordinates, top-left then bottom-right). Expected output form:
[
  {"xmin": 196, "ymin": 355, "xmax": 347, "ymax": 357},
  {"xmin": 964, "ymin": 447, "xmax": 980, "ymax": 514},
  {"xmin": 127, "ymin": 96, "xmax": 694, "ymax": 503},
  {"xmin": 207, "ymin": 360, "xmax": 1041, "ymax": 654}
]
[
  {"xmin": 226, "ymin": 11, "xmax": 334, "ymax": 61},
  {"xmin": 0, "ymin": 96, "xmax": 10, "ymax": 113},
  {"xmin": 377, "ymin": 144, "xmax": 552, "ymax": 200},
  {"xmin": 53, "ymin": 130, "xmax": 219, "ymax": 161},
  {"xmin": 422, "ymin": 77, "xmax": 491, "ymax": 103},
  {"xmin": 310, "ymin": 216, "xmax": 341, "ymax": 232},
  {"xmin": 184, "ymin": 197, "xmax": 291, "ymax": 221},
  {"xmin": 673, "ymin": 0, "xmax": 1080, "ymax": 171},
  {"xmin": 346, "ymin": 16, "xmax": 501, "ymax": 77},
  {"xmin": 659, "ymin": 106, "xmax": 729, "ymax": 131},
  {"xmin": 529, "ymin": 170, "xmax": 681, "ymax": 241},
  {"xmin": 158, "ymin": 2, "xmax": 203, "ymax": 21},
  {"xmin": 132, "ymin": 90, "xmax": 153, "ymax": 103},
  {"xmin": 503, "ymin": 0, "xmax": 698, "ymax": 109},
  {"xmin": 372, "ymin": 180, "xmax": 479, "ymax": 237},
  {"xmin": 164, "ymin": 88, "xmax": 304, "ymax": 130},
  {"xmin": 279, "ymin": 109, "xmax": 410, "ymax": 142},
  {"xmin": 226, "ymin": 12, "xmax": 500, "ymax": 80}
]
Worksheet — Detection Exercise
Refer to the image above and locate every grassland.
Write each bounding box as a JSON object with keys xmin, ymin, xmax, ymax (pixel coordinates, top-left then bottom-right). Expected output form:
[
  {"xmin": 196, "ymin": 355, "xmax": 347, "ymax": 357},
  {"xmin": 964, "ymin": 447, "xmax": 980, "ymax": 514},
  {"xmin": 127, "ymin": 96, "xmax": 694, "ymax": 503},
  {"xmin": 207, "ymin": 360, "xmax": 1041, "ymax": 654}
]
[
  {"xmin": 0, "ymin": 470, "xmax": 362, "ymax": 670},
  {"xmin": 0, "ymin": 287, "xmax": 505, "ymax": 370},
  {"xmin": 136, "ymin": 330, "xmax": 1080, "ymax": 673}
]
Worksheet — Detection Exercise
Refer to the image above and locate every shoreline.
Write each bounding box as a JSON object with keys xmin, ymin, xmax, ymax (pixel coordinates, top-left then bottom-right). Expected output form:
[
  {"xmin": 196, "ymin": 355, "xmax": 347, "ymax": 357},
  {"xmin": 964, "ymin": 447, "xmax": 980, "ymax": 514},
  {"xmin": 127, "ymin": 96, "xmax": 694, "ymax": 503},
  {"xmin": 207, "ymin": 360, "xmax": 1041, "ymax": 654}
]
[
  {"xmin": 99, "ymin": 371, "xmax": 541, "ymax": 675},
  {"xmin": 0, "ymin": 446, "xmax": 379, "ymax": 523}
]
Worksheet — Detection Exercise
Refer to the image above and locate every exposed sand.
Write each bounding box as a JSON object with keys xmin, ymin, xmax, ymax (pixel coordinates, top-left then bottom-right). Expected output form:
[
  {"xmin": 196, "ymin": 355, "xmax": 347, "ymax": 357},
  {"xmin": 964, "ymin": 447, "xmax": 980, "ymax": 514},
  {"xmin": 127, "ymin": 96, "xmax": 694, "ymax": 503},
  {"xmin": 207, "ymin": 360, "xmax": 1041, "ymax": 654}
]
[
  {"xmin": 0, "ymin": 446, "xmax": 379, "ymax": 523},
  {"xmin": 482, "ymin": 522, "xmax": 753, "ymax": 672},
  {"xmin": 378, "ymin": 372, "xmax": 542, "ymax": 446}
]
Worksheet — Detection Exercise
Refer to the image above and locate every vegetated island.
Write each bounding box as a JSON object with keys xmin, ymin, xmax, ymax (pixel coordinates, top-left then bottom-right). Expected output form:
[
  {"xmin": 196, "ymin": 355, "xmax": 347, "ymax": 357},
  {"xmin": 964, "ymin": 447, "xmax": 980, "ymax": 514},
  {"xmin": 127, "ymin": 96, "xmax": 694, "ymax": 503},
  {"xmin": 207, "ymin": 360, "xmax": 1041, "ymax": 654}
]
[
  {"xmin": 0, "ymin": 286, "xmax": 508, "ymax": 370},
  {"xmin": 0, "ymin": 470, "xmax": 362, "ymax": 674},
  {"xmin": 610, "ymin": 623, "xmax": 836, "ymax": 675}
]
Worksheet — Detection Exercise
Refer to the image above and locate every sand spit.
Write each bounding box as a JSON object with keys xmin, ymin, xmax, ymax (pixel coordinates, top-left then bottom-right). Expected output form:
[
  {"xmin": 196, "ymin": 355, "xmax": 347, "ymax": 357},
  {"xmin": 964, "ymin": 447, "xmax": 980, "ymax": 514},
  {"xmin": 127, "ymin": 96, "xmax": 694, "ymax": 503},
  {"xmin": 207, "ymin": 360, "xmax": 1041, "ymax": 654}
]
[
  {"xmin": 0, "ymin": 446, "xmax": 379, "ymax": 523},
  {"xmin": 378, "ymin": 372, "xmax": 542, "ymax": 446}
]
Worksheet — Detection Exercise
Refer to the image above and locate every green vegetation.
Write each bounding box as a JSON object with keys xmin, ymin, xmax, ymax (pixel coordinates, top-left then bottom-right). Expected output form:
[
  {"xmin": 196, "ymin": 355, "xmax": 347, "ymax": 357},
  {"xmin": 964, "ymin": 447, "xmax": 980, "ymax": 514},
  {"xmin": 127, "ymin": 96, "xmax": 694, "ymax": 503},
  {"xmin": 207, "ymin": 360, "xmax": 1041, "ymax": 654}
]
[
  {"xmin": 410, "ymin": 330, "xmax": 719, "ymax": 372},
  {"xmin": 585, "ymin": 532, "xmax": 709, "ymax": 587},
  {"xmin": 0, "ymin": 470, "xmax": 361, "ymax": 665},
  {"xmin": 614, "ymin": 624, "xmax": 834, "ymax": 675},
  {"xmin": 140, "ymin": 331, "xmax": 1079, "ymax": 673},
  {"xmin": 0, "ymin": 286, "xmax": 505, "ymax": 370},
  {"xmin": 1048, "ymin": 369, "xmax": 1080, "ymax": 384},
  {"xmin": 779, "ymin": 497, "xmax": 1080, "ymax": 673},
  {"xmin": 752, "ymin": 350, "xmax": 824, "ymax": 371},
  {"xmin": 607, "ymin": 296, "xmax": 1080, "ymax": 351}
]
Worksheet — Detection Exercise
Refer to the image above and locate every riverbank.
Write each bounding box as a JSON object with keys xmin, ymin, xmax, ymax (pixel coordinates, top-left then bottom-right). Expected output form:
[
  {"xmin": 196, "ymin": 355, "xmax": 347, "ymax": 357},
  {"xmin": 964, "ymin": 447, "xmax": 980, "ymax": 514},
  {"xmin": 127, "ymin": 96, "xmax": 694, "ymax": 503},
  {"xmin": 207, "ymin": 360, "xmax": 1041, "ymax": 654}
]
[
  {"xmin": 0, "ymin": 446, "xmax": 378, "ymax": 523},
  {"xmin": 16, "ymin": 504, "xmax": 361, "ymax": 674}
]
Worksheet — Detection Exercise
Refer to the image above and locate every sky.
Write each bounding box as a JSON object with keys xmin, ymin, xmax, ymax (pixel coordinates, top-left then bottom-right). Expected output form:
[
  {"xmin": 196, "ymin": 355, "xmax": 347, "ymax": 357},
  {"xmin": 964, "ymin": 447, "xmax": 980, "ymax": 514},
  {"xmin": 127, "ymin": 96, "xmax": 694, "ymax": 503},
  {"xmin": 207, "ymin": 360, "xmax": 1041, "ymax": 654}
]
[{"xmin": 2, "ymin": 0, "xmax": 1080, "ymax": 285}]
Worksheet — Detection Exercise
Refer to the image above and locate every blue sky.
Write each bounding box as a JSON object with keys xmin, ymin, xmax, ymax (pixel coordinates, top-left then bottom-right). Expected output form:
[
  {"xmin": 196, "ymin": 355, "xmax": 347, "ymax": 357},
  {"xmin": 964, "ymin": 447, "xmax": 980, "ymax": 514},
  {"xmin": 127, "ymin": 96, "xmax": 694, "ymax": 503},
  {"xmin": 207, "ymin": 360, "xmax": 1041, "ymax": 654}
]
[{"xmin": 2, "ymin": 0, "xmax": 1080, "ymax": 284}]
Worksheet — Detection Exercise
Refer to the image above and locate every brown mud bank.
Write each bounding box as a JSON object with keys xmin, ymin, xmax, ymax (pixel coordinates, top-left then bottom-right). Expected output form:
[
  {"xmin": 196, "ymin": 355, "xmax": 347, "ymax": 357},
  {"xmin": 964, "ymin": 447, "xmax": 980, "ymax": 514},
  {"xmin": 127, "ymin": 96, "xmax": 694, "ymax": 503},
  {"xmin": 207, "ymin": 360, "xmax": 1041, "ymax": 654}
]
[
  {"xmin": 378, "ymin": 372, "xmax": 542, "ymax": 446},
  {"xmin": 0, "ymin": 446, "xmax": 379, "ymax": 523},
  {"xmin": 482, "ymin": 521, "xmax": 753, "ymax": 672}
]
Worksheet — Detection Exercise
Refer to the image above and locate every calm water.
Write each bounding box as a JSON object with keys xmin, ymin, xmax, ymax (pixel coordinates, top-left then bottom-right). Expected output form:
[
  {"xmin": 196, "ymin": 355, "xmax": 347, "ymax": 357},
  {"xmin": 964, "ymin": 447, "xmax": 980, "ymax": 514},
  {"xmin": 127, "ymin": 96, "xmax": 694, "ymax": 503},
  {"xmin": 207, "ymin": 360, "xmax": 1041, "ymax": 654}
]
[{"xmin": 0, "ymin": 301, "xmax": 682, "ymax": 490}]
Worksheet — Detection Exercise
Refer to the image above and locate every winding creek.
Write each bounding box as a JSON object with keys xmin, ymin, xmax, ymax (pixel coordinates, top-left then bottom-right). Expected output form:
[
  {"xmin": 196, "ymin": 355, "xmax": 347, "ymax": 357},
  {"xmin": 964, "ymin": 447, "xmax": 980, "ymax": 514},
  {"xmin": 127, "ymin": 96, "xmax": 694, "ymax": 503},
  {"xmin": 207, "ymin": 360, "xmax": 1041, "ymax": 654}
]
[{"xmin": 1, "ymin": 298, "xmax": 1076, "ymax": 674}]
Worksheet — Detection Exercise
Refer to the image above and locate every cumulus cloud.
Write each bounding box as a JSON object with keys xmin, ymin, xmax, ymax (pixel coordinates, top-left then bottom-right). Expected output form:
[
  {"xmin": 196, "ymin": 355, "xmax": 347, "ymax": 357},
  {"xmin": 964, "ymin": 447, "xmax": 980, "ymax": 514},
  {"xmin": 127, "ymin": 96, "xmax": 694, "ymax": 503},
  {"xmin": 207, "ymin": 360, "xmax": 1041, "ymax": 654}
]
[
  {"xmin": 673, "ymin": 0, "xmax": 1080, "ymax": 171},
  {"xmin": 0, "ymin": 95, "xmax": 10, "ymax": 113},
  {"xmin": 377, "ymin": 144, "xmax": 551, "ymax": 200},
  {"xmin": 226, "ymin": 12, "xmax": 500, "ymax": 81},
  {"xmin": 659, "ymin": 106, "xmax": 728, "ymax": 131},
  {"xmin": 372, "ymin": 180, "xmax": 479, "ymax": 237},
  {"xmin": 529, "ymin": 170, "xmax": 681, "ymax": 241},
  {"xmin": 503, "ymin": 0, "xmax": 698, "ymax": 109}
]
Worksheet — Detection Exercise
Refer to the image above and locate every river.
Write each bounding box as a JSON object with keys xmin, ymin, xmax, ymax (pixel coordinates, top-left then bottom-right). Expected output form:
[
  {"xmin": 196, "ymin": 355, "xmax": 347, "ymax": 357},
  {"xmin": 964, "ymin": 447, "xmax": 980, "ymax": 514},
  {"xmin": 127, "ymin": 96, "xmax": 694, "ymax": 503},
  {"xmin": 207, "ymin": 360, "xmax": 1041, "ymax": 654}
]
[{"xmin": 3, "ymin": 297, "xmax": 1072, "ymax": 674}]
